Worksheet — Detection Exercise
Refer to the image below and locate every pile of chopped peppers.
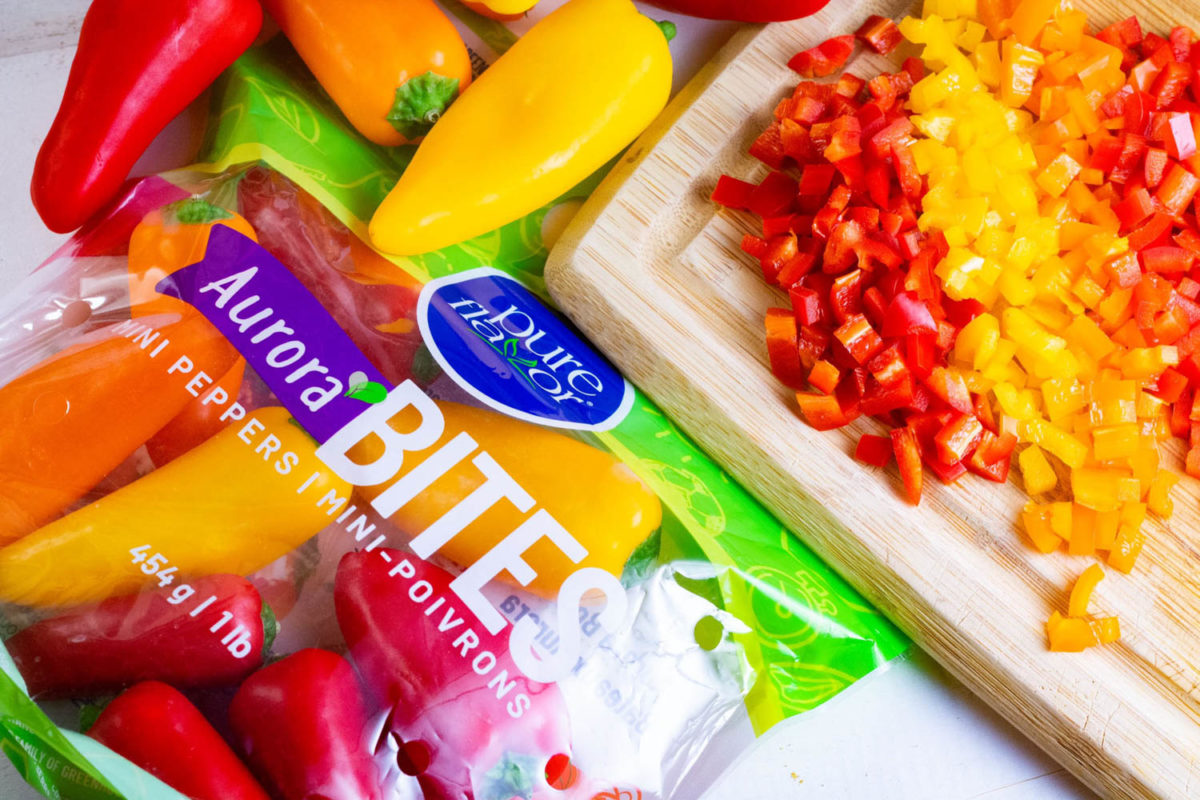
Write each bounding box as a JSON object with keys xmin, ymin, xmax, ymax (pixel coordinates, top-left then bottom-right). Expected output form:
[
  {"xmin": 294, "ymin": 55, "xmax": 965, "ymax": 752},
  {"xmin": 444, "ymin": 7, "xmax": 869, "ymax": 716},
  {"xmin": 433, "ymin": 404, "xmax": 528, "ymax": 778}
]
[{"xmin": 714, "ymin": 0, "xmax": 1200, "ymax": 652}]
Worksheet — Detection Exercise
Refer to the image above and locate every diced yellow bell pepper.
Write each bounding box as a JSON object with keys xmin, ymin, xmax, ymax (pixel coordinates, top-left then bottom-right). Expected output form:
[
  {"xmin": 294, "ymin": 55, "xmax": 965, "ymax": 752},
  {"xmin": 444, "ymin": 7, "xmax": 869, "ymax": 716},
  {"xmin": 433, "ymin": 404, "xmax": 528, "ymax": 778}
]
[{"xmin": 1018, "ymin": 444, "xmax": 1058, "ymax": 494}]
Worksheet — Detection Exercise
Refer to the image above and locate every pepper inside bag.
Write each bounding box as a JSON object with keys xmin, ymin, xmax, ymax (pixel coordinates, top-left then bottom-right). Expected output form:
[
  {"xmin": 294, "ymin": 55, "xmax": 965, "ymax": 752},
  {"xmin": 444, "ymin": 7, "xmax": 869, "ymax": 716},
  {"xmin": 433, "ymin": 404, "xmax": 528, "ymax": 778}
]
[{"xmin": 0, "ymin": 31, "xmax": 904, "ymax": 800}]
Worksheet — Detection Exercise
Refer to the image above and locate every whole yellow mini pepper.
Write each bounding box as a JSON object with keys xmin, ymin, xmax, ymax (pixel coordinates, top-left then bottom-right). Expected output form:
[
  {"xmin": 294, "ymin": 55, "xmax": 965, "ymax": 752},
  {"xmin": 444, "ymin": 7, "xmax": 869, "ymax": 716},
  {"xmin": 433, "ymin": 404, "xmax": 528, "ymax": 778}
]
[
  {"xmin": 353, "ymin": 400, "xmax": 662, "ymax": 597},
  {"xmin": 369, "ymin": 0, "xmax": 673, "ymax": 255},
  {"xmin": 0, "ymin": 407, "xmax": 350, "ymax": 607}
]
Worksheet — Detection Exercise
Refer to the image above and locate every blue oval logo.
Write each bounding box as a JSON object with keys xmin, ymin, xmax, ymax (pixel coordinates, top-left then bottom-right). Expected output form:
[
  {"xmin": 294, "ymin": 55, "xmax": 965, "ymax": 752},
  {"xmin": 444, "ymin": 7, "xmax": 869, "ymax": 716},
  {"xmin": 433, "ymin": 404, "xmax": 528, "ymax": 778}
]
[{"xmin": 418, "ymin": 268, "xmax": 633, "ymax": 431}]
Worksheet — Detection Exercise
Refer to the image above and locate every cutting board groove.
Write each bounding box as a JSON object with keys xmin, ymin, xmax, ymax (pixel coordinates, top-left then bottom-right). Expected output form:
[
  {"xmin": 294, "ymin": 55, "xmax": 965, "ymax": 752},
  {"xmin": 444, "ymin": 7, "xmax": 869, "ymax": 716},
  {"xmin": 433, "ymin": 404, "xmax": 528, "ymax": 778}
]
[{"xmin": 545, "ymin": 2, "xmax": 1200, "ymax": 798}]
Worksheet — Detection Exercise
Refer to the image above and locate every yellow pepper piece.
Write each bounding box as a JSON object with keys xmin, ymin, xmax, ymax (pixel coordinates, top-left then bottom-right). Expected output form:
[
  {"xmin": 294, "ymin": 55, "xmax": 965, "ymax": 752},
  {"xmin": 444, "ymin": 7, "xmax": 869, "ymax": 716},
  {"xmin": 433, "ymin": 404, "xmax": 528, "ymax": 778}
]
[
  {"xmin": 1091, "ymin": 425, "xmax": 1140, "ymax": 461},
  {"xmin": 1022, "ymin": 503, "xmax": 1062, "ymax": 553},
  {"xmin": 1108, "ymin": 522, "xmax": 1145, "ymax": 573},
  {"xmin": 1000, "ymin": 39, "xmax": 1044, "ymax": 107},
  {"xmin": 369, "ymin": 0, "xmax": 672, "ymax": 255},
  {"xmin": 1071, "ymin": 467, "xmax": 1141, "ymax": 512},
  {"xmin": 1019, "ymin": 444, "xmax": 1057, "ymax": 494},
  {"xmin": 353, "ymin": 400, "xmax": 662, "ymax": 597},
  {"xmin": 1047, "ymin": 611, "xmax": 1099, "ymax": 651},
  {"xmin": 1068, "ymin": 564, "xmax": 1104, "ymax": 617},
  {"xmin": 1070, "ymin": 504, "xmax": 1096, "ymax": 556},
  {"xmin": 0, "ymin": 408, "xmax": 350, "ymax": 607},
  {"xmin": 1147, "ymin": 471, "xmax": 1180, "ymax": 518},
  {"xmin": 1025, "ymin": 418, "xmax": 1088, "ymax": 467}
]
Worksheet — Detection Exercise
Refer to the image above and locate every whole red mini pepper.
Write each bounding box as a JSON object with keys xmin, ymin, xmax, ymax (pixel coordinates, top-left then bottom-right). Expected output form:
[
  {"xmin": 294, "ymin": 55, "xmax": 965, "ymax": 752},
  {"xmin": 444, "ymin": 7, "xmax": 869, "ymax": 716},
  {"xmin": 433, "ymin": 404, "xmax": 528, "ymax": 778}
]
[
  {"xmin": 335, "ymin": 550, "xmax": 572, "ymax": 800},
  {"xmin": 7, "ymin": 575, "xmax": 271, "ymax": 699},
  {"xmin": 30, "ymin": 0, "xmax": 262, "ymax": 232},
  {"xmin": 230, "ymin": 648, "xmax": 382, "ymax": 800},
  {"xmin": 642, "ymin": 0, "xmax": 829, "ymax": 22},
  {"xmin": 88, "ymin": 681, "xmax": 270, "ymax": 800}
]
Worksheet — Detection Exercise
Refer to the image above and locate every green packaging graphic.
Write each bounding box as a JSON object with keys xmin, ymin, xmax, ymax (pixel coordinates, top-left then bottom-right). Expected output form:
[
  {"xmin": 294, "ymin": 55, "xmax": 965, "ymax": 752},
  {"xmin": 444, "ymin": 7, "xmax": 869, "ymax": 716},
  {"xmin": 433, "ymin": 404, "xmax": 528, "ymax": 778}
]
[{"xmin": 0, "ymin": 24, "xmax": 906, "ymax": 800}]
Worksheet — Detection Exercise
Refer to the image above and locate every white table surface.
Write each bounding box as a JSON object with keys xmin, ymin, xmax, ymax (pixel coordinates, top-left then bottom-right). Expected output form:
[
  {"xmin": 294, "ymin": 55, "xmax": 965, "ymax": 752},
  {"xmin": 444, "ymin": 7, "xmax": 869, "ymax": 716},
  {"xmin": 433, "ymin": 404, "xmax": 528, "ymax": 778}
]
[{"xmin": 0, "ymin": 2, "xmax": 1098, "ymax": 798}]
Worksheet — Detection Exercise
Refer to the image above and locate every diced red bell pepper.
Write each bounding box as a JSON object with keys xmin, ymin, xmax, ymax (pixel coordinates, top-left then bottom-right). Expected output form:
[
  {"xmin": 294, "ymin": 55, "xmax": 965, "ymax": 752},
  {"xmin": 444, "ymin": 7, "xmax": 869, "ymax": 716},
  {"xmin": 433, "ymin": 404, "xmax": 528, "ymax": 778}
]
[
  {"xmin": 1142, "ymin": 246, "xmax": 1194, "ymax": 274},
  {"xmin": 788, "ymin": 35, "xmax": 856, "ymax": 79},
  {"xmin": 1105, "ymin": 251, "xmax": 1143, "ymax": 288},
  {"xmin": 881, "ymin": 291, "xmax": 938, "ymax": 337},
  {"xmin": 798, "ymin": 163, "xmax": 837, "ymax": 196},
  {"xmin": 749, "ymin": 121, "xmax": 787, "ymax": 169},
  {"xmin": 855, "ymin": 433, "xmax": 894, "ymax": 466},
  {"xmin": 741, "ymin": 234, "xmax": 768, "ymax": 259},
  {"xmin": 830, "ymin": 268, "xmax": 866, "ymax": 323},
  {"xmin": 1166, "ymin": 113, "xmax": 1197, "ymax": 159},
  {"xmin": 934, "ymin": 413, "xmax": 985, "ymax": 464},
  {"xmin": 922, "ymin": 366, "xmax": 973, "ymax": 413},
  {"xmin": 1115, "ymin": 186, "xmax": 1157, "ymax": 228},
  {"xmin": 834, "ymin": 314, "xmax": 885, "ymax": 363},
  {"xmin": 1170, "ymin": 26, "xmax": 1194, "ymax": 63},
  {"xmin": 1098, "ymin": 16, "xmax": 1143, "ymax": 49},
  {"xmin": 866, "ymin": 344, "xmax": 910, "ymax": 388},
  {"xmin": 856, "ymin": 15, "xmax": 902, "ymax": 55},
  {"xmin": 1128, "ymin": 212, "xmax": 1173, "ymax": 250},
  {"xmin": 1144, "ymin": 147, "xmax": 1170, "ymax": 188},
  {"xmin": 1152, "ymin": 61, "xmax": 1192, "ymax": 109},
  {"xmin": 860, "ymin": 374, "xmax": 915, "ymax": 415},
  {"xmin": 790, "ymin": 285, "xmax": 824, "ymax": 326},
  {"xmin": 891, "ymin": 426, "xmax": 923, "ymax": 504},
  {"xmin": 711, "ymin": 175, "xmax": 757, "ymax": 210},
  {"xmin": 749, "ymin": 172, "xmax": 800, "ymax": 217}
]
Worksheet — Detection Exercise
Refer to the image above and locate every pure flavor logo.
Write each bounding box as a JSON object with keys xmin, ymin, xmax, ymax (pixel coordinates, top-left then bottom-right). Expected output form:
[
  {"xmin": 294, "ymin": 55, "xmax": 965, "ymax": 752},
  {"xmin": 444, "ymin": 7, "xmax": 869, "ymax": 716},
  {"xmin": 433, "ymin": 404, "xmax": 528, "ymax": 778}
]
[{"xmin": 418, "ymin": 268, "xmax": 633, "ymax": 432}]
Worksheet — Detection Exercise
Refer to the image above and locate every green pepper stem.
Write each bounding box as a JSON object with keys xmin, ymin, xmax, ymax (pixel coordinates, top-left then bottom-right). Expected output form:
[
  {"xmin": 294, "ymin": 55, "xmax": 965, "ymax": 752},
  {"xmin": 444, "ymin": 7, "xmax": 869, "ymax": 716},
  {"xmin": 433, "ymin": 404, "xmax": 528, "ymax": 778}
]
[
  {"xmin": 656, "ymin": 20, "xmax": 677, "ymax": 42},
  {"xmin": 387, "ymin": 71, "xmax": 461, "ymax": 139}
]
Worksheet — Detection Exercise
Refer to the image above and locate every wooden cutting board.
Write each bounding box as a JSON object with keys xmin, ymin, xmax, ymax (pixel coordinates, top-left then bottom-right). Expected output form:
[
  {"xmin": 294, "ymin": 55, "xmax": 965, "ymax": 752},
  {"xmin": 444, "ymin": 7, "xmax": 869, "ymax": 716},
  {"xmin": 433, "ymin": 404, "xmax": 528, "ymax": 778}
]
[{"xmin": 544, "ymin": 2, "xmax": 1200, "ymax": 798}]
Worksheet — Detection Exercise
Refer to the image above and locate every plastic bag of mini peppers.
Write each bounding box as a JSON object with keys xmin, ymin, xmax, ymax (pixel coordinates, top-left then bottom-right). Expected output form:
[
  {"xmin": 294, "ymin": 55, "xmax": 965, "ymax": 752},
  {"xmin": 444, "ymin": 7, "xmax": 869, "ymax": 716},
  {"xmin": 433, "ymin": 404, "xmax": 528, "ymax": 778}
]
[{"xmin": 0, "ymin": 36, "xmax": 905, "ymax": 800}]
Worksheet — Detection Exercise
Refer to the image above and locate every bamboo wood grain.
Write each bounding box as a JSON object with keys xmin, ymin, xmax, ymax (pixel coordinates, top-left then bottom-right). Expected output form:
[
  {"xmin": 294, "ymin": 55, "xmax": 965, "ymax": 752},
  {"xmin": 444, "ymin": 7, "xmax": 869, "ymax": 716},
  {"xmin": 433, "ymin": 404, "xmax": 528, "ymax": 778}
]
[{"xmin": 545, "ymin": 2, "xmax": 1200, "ymax": 798}]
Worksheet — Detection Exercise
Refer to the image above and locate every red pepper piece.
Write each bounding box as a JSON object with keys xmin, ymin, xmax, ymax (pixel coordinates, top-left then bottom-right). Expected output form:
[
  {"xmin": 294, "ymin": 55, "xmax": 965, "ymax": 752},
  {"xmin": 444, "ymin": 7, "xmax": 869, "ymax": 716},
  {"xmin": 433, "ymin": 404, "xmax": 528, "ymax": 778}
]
[
  {"xmin": 855, "ymin": 433, "xmax": 894, "ymax": 466},
  {"xmin": 934, "ymin": 413, "xmax": 985, "ymax": 464},
  {"xmin": 335, "ymin": 551, "xmax": 571, "ymax": 800},
  {"xmin": 881, "ymin": 291, "xmax": 938, "ymax": 337},
  {"xmin": 765, "ymin": 308, "xmax": 807, "ymax": 389},
  {"xmin": 1171, "ymin": 26, "xmax": 1195, "ymax": 63},
  {"xmin": 834, "ymin": 314, "xmax": 885, "ymax": 364},
  {"xmin": 1098, "ymin": 16, "xmax": 1143, "ymax": 49},
  {"xmin": 749, "ymin": 172, "xmax": 800, "ymax": 217},
  {"xmin": 7, "ymin": 575, "xmax": 270, "ymax": 699},
  {"xmin": 922, "ymin": 367, "xmax": 973, "ymax": 413},
  {"xmin": 788, "ymin": 35, "xmax": 856, "ymax": 78},
  {"xmin": 1142, "ymin": 246, "xmax": 1195, "ymax": 274},
  {"xmin": 891, "ymin": 426, "xmax": 923, "ymax": 504},
  {"xmin": 1152, "ymin": 61, "xmax": 1192, "ymax": 109},
  {"xmin": 867, "ymin": 344, "xmax": 910, "ymax": 388},
  {"xmin": 231, "ymin": 649, "xmax": 381, "ymax": 800},
  {"xmin": 89, "ymin": 682, "xmax": 269, "ymax": 800},
  {"xmin": 790, "ymin": 286, "xmax": 824, "ymax": 326},
  {"xmin": 830, "ymin": 269, "xmax": 866, "ymax": 322},
  {"xmin": 31, "ymin": 0, "xmax": 262, "ymax": 232},
  {"xmin": 856, "ymin": 15, "xmax": 903, "ymax": 55},
  {"xmin": 1128, "ymin": 212, "xmax": 1174, "ymax": 250},
  {"xmin": 1115, "ymin": 186, "xmax": 1157, "ymax": 228},
  {"xmin": 750, "ymin": 121, "xmax": 788, "ymax": 169},
  {"xmin": 711, "ymin": 175, "xmax": 757, "ymax": 210}
]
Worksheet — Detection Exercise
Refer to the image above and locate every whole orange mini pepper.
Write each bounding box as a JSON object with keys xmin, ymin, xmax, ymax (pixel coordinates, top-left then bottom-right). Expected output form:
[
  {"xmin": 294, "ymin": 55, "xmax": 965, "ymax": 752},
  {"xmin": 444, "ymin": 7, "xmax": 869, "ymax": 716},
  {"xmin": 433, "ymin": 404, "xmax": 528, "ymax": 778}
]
[
  {"xmin": 0, "ymin": 313, "xmax": 238, "ymax": 543},
  {"xmin": 262, "ymin": 0, "xmax": 472, "ymax": 147},
  {"xmin": 128, "ymin": 198, "xmax": 255, "ymax": 465}
]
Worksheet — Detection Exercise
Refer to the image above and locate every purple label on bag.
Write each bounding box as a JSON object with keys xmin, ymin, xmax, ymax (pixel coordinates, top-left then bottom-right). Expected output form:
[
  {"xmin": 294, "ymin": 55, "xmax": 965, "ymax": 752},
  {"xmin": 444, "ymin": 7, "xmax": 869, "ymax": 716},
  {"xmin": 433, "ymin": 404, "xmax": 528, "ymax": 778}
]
[{"xmin": 156, "ymin": 225, "xmax": 392, "ymax": 442}]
